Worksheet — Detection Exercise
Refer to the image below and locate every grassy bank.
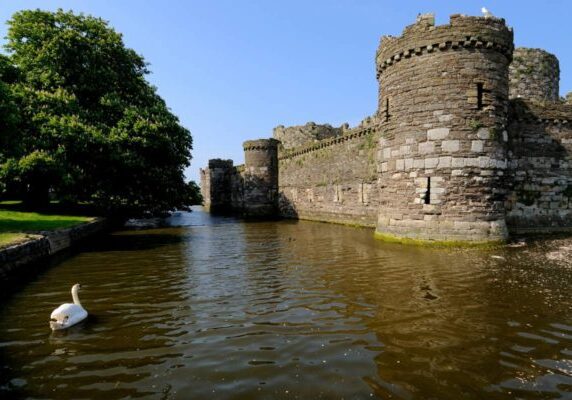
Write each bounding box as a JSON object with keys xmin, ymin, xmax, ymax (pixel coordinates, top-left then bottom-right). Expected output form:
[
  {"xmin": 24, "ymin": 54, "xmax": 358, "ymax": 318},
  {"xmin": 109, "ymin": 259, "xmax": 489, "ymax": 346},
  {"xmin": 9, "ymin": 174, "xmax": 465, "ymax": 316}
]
[
  {"xmin": 0, "ymin": 232, "xmax": 30, "ymax": 247},
  {"xmin": 0, "ymin": 202, "xmax": 93, "ymax": 248}
]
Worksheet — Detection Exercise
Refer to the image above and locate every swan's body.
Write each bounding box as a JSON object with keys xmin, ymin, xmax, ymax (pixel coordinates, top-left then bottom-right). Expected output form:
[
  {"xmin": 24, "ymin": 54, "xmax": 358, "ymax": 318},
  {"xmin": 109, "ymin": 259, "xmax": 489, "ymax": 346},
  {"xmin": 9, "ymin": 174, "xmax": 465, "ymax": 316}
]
[
  {"xmin": 50, "ymin": 284, "xmax": 88, "ymax": 330},
  {"xmin": 481, "ymin": 7, "xmax": 493, "ymax": 18}
]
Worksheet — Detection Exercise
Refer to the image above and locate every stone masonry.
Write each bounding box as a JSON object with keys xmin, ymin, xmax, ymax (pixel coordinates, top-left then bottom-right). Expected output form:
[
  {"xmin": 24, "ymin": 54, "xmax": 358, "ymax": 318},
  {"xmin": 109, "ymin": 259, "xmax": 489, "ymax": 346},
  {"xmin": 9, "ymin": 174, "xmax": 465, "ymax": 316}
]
[
  {"xmin": 509, "ymin": 48, "xmax": 560, "ymax": 103},
  {"xmin": 273, "ymin": 122, "xmax": 349, "ymax": 150},
  {"xmin": 200, "ymin": 12, "xmax": 572, "ymax": 244}
]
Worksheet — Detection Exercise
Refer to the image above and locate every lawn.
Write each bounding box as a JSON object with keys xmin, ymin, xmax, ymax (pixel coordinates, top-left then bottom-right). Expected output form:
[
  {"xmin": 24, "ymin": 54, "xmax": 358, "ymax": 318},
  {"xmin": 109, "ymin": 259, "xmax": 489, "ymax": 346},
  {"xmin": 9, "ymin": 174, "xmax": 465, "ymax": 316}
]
[
  {"xmin": 0, "ymin": 232, "xmax": 30, "ymax": 247},
  {"xmin": 0, "ymin": 209, "xmax": 92, "ymax": 232},
  {"xmin": 0, "ymin": 202, "xmax": 94, "ymax": 248}
]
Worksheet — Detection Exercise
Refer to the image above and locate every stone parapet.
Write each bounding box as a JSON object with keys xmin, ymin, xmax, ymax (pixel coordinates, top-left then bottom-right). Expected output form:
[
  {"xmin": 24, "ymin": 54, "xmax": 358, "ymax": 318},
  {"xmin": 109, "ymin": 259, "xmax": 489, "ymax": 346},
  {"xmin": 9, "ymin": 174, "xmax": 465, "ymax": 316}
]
[
  {"xmin": 509, "ymin": 98, "xmax": 572, "ymax": 124},
  {"xmin": 376, "ymin": 14, "xmax": 513, "ymax": 78},
  {"xmin": 278, "ymin": 123, "xmax": 379, "ymax": 160},
  {"xmin": 273, "ymin": 122, "xmax": 347, "ymax": 150}
]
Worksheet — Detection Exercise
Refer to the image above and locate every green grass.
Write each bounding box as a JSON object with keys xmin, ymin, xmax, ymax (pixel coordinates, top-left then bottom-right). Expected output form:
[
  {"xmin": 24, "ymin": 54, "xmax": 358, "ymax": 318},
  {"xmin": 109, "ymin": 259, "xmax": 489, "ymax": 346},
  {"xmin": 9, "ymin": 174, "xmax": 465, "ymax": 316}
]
[
  {"xmin": 0, "ymin": 232, "xmax": 30, "ymax": 247},
  {"xmin": 0, "ymin": 201, "xmax": 94, "ymax": 248},
  {"xmin": 0, "ymin": 209, "xmax": 92, "ymax": 233}
]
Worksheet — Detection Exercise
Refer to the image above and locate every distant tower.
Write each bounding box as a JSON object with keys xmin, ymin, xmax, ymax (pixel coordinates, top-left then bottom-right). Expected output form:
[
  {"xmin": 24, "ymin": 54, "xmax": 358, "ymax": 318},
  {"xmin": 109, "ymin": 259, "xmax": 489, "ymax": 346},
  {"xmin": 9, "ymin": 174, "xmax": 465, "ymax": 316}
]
[
  {"xmin": 242, "ymin": 139, "xmax": 279, "ymax": 217},
  {"xmin": 375, "ymin": 14, "xmax": 514, "ymax": 243},
  {"xmin": 200, "ymin": 159, "xmax": 234, "ymax": 213},
  {"xmin": 509, "ymin": 47, "xmax": 560, "ymax": 102}
]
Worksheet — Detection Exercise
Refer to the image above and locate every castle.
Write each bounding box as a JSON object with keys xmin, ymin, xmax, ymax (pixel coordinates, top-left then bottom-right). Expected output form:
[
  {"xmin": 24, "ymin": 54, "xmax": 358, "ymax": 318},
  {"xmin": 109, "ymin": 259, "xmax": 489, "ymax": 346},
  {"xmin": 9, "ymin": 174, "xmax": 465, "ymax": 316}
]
[{"xmin": 200, "ymin": 13, "xmax": 572, "ymax": 245}]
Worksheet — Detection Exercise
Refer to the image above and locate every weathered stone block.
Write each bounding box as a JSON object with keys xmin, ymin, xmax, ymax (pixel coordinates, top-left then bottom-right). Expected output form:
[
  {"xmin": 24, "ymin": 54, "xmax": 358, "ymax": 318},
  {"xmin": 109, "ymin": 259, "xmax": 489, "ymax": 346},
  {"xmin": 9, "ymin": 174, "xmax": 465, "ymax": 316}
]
[
  {"xmin": 442, "ymin": 140, "xmax": 460, "ymax": 152},
  {"xmin": 471, "ymin": 140, "xmax": 484, "ymax": 152},
  {"xmin": 427, "ymin": 127, "xmax": 450, "ymax": 140},
  {"xmin": 477, "ymin": 128, "xmax": 490, "ymax": 140},
  {"xmin": 418, "ymin": 141, "xmax": 435, "ymax": 154},
  {"xmin": 400, "ymin": 145, "xmax": 411, "ymax": 155},
  {"xmin": 438, "ymin": 156, "xmax": 452, "ymax": 168},
  {"xmin": 425, "ymin": 157, "xmax": 439, "ymax": 169}
]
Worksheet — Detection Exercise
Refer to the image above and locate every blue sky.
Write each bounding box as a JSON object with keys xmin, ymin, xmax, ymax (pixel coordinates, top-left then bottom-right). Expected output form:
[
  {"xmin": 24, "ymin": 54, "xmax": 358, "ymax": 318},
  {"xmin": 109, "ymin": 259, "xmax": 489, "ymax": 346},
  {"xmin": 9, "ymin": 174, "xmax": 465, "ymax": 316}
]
[{"xmin": 1, "ymin": 0, "xmax": 571, "ymax": 183}]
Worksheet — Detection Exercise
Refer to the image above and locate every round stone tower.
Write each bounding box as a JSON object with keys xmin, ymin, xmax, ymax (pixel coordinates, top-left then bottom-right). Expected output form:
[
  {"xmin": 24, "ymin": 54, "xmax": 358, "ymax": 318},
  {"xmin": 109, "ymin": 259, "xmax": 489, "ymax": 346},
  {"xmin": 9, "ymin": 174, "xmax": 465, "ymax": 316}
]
[
  {"xmin": 375, "ymin": 14, "xmax": 513, "ymax": 243},
  {"xmin": 509, "ymin": 48, "xmax": 560, "ymax": 103},
  {"xmin": 242, "ymin": 138, "xmax": 279, "ymax": 217}
]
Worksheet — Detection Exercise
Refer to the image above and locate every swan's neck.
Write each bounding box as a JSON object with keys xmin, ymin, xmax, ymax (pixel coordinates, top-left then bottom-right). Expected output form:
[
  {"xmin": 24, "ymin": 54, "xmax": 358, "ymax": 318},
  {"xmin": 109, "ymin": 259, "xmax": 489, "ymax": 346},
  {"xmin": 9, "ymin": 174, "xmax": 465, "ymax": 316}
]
[{"xmin": 71, "ymin": 287, "xmax": 82, "ymax": 306}]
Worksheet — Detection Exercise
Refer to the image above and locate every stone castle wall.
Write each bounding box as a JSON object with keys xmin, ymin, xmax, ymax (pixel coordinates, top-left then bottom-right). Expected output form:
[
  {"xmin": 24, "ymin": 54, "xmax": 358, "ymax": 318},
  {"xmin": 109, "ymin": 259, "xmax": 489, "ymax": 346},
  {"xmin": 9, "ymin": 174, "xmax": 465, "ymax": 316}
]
[
  {"xmin": 278, "ymin": 123, "xmax": 381, "ymax": 227},
  {"xmin": 273, "ymin": 122, "xmax": 348, "ymax": 150},
  {"xmin": 509, "ymin": 48, "xmax": 560, "ymax": 102},
  {"xmin": 506, "ymin": 100, "xmax": 572, "ymax": 232},
  {"xmin": 201, "ymin": 12, "xmax": 572, "ymax": 244}
]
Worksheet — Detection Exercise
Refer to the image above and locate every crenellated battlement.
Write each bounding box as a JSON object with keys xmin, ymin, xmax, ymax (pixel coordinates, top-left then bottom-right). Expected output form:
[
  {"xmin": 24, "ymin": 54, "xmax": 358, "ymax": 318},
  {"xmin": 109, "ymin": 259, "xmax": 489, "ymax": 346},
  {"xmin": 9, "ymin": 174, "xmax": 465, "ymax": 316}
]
[
  {"xmin": 208, "ymin": 159, "xmax": 233, "ymax": 169},
  {"xmin": 376, "ymin": 14, "xmax": 513, "ymax": 78},
  {"xmin": 243, "ymin": 138, "xmax": 280, "ymax": 152}
]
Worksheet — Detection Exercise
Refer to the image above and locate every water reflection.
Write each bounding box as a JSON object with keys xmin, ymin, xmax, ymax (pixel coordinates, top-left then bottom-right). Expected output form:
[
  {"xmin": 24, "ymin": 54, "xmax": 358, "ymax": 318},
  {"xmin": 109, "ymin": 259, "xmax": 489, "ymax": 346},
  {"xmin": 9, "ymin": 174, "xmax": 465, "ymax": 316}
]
[{"xmin": 0, "ymin": 207, "xmax": 571, "ymax": 399}]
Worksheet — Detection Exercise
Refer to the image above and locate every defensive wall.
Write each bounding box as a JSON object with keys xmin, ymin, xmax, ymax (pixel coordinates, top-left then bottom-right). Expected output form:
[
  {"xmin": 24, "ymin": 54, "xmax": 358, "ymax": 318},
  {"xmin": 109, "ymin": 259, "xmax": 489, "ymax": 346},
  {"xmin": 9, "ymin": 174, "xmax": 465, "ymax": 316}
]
[{"xmin": 200, "ymin": 12, "xmax": 572, "ymax": 244}]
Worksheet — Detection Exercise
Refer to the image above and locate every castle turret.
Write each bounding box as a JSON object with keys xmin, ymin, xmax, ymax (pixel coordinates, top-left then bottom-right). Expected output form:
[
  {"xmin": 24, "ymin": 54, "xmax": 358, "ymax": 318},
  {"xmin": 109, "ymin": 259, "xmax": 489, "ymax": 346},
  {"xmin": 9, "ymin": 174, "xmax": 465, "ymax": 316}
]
[
  {"xmin": 509, "ymin": 47, "xmax": 560, "ymax": 102},
  {"xmin": 200, "ymin": 159, "xmax": 235, "ymax": 213},
  {"xmin": 242, "ymin": 139, "xmax": 279, "ymax": 217},
  {"xmin": 375, "ymin": 14, "xmax": 513, "ymax": 243}
]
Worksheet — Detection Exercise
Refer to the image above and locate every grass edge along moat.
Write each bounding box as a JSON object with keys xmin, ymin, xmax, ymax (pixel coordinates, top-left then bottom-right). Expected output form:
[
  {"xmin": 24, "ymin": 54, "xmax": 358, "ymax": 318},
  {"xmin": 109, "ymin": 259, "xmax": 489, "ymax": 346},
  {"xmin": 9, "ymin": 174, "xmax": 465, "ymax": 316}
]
[{"xmin": 0, "ymin": 202, "xmax": 93, "ymax": 248}]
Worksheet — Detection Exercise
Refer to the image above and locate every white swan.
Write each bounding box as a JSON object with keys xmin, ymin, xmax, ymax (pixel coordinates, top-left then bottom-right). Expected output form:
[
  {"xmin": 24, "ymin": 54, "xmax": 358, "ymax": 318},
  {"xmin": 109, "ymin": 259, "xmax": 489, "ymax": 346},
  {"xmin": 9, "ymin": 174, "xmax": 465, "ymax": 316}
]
[{"xmin": 50, "ymin": 283, "xmax": 88, "ymax": 330}]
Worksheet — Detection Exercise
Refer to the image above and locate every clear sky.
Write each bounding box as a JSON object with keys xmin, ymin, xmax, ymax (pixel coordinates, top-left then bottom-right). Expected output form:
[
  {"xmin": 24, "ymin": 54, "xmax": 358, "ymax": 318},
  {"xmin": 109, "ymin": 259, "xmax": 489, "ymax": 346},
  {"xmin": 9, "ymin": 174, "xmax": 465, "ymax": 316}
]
[{"xmin": 1, "ymin": 0, "xmax": 571, "ymax": 183}]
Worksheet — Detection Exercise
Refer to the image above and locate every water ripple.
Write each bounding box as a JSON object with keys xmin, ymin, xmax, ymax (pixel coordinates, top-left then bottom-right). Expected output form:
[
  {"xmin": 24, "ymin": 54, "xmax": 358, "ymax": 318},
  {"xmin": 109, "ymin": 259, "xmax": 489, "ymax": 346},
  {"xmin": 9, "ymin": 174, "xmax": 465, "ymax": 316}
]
[{"xmin": 0, "ymin": 208, "xmax": 571, "ymax": 399}]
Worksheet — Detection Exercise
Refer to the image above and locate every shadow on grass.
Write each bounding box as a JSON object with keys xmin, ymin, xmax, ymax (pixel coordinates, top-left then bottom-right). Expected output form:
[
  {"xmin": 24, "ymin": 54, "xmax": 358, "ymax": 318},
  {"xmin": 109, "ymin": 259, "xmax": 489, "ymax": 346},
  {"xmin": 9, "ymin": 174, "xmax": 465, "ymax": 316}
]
[
  {"xmin": 0, "ymin": 218, "xmax": 90, "ymax": 233},
  {"xmin": 0, "ymin": 200, "xmax": 99, "ymax": 217}
]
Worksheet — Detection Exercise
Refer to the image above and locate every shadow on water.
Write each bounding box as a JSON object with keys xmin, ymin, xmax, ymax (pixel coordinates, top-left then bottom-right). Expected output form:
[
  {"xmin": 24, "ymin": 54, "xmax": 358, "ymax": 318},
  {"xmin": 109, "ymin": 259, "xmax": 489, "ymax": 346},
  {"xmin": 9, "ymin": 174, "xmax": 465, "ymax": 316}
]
[{"xmin": 0, "ymin": 231, "xmax": 184, "ymax": 302}]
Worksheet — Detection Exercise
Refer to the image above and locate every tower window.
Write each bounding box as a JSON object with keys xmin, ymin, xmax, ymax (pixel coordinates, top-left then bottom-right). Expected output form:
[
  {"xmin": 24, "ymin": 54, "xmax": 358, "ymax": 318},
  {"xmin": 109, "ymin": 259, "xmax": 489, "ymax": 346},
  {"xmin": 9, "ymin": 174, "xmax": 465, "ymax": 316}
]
[
  {"xmin": 424, "ymin": 177, "xmax": 431, "ymax": 204},
  {"xmin": 477, "ymin": 83, "xmax": 484, "ymax": 110},
  {"xmin": 385, "ymin": 98, "xmax": 390, "ymax": 122}
]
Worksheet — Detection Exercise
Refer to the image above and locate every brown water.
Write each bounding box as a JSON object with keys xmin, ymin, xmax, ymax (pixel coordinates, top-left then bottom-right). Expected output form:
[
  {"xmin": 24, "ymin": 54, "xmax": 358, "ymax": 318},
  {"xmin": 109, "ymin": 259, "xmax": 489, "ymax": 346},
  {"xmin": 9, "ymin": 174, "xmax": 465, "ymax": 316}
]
[{"xmin": 1, "ymin": 207, "xmax": 572, "ymax": 399}]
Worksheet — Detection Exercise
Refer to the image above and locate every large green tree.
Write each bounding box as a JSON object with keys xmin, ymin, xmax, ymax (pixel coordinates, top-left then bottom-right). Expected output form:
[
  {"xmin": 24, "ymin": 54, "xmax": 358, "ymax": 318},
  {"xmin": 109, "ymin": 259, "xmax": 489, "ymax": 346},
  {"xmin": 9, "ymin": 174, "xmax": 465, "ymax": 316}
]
[{"xmin": 1, "ymin": 9, "xmax": 199, "ymax": 215}]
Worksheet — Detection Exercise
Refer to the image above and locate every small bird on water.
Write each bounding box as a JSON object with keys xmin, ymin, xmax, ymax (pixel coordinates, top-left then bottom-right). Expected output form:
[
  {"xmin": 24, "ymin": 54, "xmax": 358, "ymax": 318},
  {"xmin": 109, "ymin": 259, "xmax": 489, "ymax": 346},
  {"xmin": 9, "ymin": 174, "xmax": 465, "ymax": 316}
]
[{"xmin": 481, "ymin": 7, "xmax": 494, "ymax": 18}]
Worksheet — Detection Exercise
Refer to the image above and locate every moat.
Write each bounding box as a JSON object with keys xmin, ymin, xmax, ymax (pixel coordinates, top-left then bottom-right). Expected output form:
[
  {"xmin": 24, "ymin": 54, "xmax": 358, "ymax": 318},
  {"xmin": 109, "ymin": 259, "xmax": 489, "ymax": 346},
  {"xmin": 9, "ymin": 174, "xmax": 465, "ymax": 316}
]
[{"xmin": 1, "ymin": 207, "xmax": 571, "ymax": 399}]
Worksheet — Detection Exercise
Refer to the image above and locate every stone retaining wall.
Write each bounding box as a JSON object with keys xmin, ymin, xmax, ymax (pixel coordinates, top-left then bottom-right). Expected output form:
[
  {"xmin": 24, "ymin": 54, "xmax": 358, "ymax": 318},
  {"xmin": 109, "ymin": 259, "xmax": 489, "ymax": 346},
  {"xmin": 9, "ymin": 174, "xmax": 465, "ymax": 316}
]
[{"xmin": 0, "ymin": 218, "xmax": 109, "ymax": 281}]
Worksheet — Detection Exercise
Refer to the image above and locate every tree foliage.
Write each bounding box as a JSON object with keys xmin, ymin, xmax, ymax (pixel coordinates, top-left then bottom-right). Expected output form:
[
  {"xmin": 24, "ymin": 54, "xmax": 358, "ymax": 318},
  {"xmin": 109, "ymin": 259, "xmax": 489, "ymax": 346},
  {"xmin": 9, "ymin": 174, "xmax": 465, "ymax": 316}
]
[{"xmin": 0, "ymin": 9, "xmax": 199, "ymax": 215}]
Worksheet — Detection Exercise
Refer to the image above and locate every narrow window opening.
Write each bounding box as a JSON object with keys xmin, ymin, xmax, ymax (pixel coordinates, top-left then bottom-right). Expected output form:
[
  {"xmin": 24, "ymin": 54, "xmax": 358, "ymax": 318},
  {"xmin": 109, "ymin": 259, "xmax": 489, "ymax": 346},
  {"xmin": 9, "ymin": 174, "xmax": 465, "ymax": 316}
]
[
  {"xmin": 424, "ymin": 177, "xmax": 431, "ymax": 204},
  {"xmin": 385, "ymin": 98, "xmax": 390, "ymax": 122},
  {"xmin": 476, "ymin": 83, "xmax": 484, "ymax": 110}
]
